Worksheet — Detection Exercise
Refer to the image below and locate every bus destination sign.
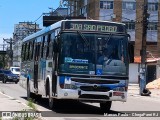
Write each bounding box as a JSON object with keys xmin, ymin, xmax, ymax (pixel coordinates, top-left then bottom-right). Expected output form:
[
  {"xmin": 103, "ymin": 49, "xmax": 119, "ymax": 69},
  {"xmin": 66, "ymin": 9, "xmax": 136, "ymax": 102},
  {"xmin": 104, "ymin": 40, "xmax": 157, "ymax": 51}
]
[{"xmin": 64, "ymin": 21, "xmax": 126, "ymax": 33}]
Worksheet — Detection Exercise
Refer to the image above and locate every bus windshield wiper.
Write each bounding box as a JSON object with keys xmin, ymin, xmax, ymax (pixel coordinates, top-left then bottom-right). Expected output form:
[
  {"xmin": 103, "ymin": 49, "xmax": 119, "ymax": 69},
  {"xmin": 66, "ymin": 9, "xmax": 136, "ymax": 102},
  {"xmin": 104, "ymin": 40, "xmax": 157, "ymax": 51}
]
[
  {"xmin": 104, "ymin": 33, "xmax": 113, "ymax": 45},
  {"xmin": 77, "ymin": 31, "xmax": 89, "ymax": 46}
]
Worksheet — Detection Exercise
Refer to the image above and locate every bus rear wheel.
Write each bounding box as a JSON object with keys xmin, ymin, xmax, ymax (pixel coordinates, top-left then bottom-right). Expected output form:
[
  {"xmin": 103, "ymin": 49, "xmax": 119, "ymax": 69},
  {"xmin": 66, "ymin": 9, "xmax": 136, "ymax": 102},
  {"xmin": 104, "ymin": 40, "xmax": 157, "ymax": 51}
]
[{"xmin": 100, "ymin": 101, "xmax": 112, "ymax": 113}]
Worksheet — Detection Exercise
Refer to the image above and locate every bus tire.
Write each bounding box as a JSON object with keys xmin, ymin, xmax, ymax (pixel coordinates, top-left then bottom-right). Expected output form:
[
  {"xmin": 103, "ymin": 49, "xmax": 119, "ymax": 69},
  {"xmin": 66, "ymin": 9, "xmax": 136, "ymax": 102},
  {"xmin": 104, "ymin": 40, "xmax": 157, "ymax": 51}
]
[
  {"xmin": 100, "ymin": 101, "xmax": 112, "ymax": 112},
  {"xmin": 27, "ymin": 80, "xmax": 34, "ymax": 100},
  {"xmin": 48, "ymin": 82, "xmax": 58, "ymax": 109}
]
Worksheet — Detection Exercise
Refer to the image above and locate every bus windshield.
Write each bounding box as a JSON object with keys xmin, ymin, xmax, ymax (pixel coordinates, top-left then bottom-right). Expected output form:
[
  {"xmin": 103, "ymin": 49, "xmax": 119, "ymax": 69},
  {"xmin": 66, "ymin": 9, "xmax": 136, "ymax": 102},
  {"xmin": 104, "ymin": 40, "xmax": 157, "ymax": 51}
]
[{"xmin": 59, "ymin": 32, "xmax": 129, "ymax": 76}]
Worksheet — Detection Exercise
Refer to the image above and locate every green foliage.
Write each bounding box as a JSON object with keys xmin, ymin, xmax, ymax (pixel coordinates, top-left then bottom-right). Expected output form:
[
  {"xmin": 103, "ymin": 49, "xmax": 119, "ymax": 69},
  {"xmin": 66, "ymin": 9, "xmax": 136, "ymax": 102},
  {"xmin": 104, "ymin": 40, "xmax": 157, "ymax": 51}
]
[{"xmin": 27, "ymin": 99, "xmax": 36, "ymax": 110}]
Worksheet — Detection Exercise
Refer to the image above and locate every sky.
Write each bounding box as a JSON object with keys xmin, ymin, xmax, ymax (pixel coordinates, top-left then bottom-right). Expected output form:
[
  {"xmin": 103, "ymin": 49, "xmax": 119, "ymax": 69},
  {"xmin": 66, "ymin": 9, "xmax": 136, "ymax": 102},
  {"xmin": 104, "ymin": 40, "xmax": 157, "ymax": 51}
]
[{"xmin": 0, "ymin": 0, "xmax": 60, "ymax": 46}]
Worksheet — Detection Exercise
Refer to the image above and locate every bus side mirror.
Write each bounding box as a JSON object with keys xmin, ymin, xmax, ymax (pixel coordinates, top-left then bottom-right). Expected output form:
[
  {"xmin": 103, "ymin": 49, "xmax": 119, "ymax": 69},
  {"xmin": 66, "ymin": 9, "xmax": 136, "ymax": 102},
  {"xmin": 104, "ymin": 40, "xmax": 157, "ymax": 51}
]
[
  {"xmin": 128, "ymin": 42, "xmax": 134, "ymax": 63},
  {"xmin": 127, "ymin": 34, "xmax": 131, "ymax": 41}
]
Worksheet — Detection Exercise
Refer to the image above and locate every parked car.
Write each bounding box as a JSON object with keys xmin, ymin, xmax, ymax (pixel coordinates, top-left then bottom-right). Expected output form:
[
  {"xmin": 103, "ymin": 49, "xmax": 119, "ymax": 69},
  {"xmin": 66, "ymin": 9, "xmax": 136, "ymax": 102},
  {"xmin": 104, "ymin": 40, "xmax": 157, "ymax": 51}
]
[
  {"xmin": 0, "ymin": 69, "xmax": 19, "ymax": 84},
  {"xmin": 10, "ymin": 67, "xmax": 20, "ymax": 76}
]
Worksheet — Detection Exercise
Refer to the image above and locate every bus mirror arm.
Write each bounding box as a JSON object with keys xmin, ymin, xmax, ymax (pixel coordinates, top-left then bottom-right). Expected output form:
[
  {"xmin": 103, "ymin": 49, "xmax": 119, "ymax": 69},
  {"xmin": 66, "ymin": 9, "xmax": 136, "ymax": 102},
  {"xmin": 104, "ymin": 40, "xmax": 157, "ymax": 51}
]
[{"xmin": 127, "ymin": 34, "xmax": 131, "ymax": 41}]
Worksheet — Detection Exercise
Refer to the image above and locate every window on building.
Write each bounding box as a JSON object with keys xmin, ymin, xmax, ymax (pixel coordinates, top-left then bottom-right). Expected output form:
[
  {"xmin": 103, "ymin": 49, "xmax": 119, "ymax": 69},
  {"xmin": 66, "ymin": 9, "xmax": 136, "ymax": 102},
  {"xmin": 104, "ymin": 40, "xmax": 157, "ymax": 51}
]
[
  {"xmin": 123, "ymin": 22, "xmax": 135, "ymax": 30},
  {"xmin": 148, "ymin": 3, "xmax": 158, "ymax": 11},
  {"xmin": 80, "ymin": 5, "xmax": 87, "ymax": 16},
  {"xmin": 100, "ymin": 1, "xmax": 113, "ymax": 9},
  {"xmin": 148, "ymin": 22, "xmax": 157, "ymax": 30},
  {"xmin": 122, "ymin": 2, "xmax": 136, "ymax": 10}
]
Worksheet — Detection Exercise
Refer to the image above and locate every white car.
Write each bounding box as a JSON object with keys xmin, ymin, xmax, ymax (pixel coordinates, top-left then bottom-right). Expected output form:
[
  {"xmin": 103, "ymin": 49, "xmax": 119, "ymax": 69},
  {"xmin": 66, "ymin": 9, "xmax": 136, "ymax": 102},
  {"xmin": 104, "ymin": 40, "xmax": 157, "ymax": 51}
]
[{"xmin": 10, "ymin": 67, "xmax": 20, "ymax": 76}]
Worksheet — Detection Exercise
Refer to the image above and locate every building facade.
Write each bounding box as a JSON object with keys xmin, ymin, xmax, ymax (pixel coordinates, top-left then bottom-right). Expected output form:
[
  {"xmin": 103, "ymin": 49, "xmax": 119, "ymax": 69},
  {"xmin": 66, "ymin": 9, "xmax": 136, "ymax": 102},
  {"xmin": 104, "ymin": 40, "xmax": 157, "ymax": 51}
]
[
  {"xmin": 13, "ymin": 22, "xmax": 41, "ymax": 66},
  {"xmin": 66, "ymin": 0, "xmax": 159, "ymax": 57},
  {"xmin": 64, "ymin": 0, "xmax": 160, "ymax": 83}
]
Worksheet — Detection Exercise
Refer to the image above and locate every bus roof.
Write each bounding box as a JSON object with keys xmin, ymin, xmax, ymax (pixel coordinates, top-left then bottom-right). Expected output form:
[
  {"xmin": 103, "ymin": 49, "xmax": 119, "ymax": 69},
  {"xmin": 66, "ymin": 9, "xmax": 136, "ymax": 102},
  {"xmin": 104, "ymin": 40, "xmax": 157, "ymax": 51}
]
[{"xmin": 23, "ymin": 19, "xmax": 126, "ymax": 43}]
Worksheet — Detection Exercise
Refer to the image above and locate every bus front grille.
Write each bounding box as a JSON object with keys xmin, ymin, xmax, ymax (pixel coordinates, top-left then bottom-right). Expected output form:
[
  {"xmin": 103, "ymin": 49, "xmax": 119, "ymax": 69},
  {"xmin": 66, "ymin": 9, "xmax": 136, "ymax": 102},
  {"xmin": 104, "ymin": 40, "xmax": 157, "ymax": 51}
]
[
  {"xmin": 71, "ymin": 78, "xmax": 119, "ymax": 84},
  {"xmin": 80, "ymin": 86, "xmax": 110, "ymax": 92},
  {"xmin": 79, "ymin": 94, "xmax": 109, "ymax": 100}
]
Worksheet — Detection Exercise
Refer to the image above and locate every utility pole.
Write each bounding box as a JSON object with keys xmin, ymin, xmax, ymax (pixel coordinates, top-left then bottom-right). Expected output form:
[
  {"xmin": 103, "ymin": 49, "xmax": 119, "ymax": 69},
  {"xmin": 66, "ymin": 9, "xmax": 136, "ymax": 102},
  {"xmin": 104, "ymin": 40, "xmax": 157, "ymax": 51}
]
[
  {"xmin": 35, "ymin": 22, "xmax": 37, "ymax": 32},
  {"xmin": 2, "ymin": 40, "xmax": 5, "ymax": 68},
  {"xmin": 139, "ymin": 0, "xmax": 150, "ymax": 96}
]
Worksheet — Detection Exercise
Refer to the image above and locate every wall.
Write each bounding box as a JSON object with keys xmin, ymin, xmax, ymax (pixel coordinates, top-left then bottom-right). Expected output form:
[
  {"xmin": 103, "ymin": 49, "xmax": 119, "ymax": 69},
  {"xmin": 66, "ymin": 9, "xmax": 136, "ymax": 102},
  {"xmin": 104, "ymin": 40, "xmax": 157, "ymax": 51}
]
[{"xmin": 129, "ymin": 63, "xmax": 139, "ymax": 83}]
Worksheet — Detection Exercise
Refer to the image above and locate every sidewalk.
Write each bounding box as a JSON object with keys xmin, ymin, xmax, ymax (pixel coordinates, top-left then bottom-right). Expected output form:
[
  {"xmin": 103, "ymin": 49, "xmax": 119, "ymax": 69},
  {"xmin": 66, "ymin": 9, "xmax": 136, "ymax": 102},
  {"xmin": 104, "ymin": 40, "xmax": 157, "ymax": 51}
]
[
  {"xmin": 0, "ymin": 92, "xmax": 31, "ymax": 111},
  {"xmin": 0, "ymin": 92, "xmax": 41, "ymax": 120},
  {"xmin": 128, "ymin": 83, "xmax": 160, "ymax": 98}
]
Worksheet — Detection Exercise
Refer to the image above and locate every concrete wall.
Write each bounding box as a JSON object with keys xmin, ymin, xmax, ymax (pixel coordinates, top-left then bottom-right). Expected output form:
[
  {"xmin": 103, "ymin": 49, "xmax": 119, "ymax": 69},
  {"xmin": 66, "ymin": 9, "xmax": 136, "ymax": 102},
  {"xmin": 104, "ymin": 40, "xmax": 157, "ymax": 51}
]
[
  {"xmin": 156, "ymin": 61, "xmax": 160, "ymax": 78},
  {"xmin": 129, "ymin": 63, "xmax": 139, "ymax": 83}
]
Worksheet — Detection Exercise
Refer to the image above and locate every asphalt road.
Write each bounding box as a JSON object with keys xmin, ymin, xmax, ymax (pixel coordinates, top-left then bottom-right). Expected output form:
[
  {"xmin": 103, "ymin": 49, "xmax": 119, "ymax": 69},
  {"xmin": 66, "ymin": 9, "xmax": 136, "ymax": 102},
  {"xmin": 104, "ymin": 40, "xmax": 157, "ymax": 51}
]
[{"xmin": 0, "ymin": 81, "xmax": 160, "ymax": 120}]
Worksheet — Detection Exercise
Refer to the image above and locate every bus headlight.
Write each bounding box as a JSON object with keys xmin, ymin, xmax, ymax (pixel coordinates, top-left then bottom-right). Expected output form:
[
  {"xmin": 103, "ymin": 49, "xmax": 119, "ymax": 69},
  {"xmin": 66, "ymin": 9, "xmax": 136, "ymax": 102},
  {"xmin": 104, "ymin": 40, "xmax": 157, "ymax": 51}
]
[
  {"xmin": 64, "ymin": 84, "xmax": 77, "ymax": 89},
  {"xmin": 113, "ymin": 87, "xmax": 125, "ymax": 92}
]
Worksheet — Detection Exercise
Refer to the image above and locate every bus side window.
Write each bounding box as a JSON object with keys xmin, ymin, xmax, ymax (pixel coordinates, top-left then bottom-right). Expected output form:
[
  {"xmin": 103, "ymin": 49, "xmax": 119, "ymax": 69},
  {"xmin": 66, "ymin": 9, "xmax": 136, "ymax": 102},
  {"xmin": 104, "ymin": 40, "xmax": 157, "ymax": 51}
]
[
  {"xmin": 26, "ymin": 42, "xmax": 30, "ymax": 60},
  {"xmin": 34, "ymin": 41, "xmax": 37, "ymax": 61},
  {"xmin": 24, "ymin": 43, "xmax": 27, "ymax": 61},
  {"xmin": 37, "ymin": 42, "xmax": 41, "ymax": 60},
  {"xmin": 43, "ymin": 36, "xmax": 48, "ymax": 59},
  {"xmin": 29, "ymin": 41, "xmax": 33, "ymax": 60},
  {"xmin": 36, "ymin": 37, "xmax": 42, "ymax": 60},
  {"xmin": 46, "ymin": 34, "xmax": 51, "ymax": 58},
  {"xmin": 34, "ymin": 40, "xmax": 41, "ymax": 61},
  {"xmin": 31, "ymin": 40, "xmax": 35, "ymax": 60},
  {"xmin": 21, "ymin": 44, "xmax": 25, "ymax": 62},
  {"xmin": 49, "ymin": 33, "xmax": 55, "ymax": 58},
  {"xmin": 41, "ymin": 36, "xmax": 45, "ymax": 58}
]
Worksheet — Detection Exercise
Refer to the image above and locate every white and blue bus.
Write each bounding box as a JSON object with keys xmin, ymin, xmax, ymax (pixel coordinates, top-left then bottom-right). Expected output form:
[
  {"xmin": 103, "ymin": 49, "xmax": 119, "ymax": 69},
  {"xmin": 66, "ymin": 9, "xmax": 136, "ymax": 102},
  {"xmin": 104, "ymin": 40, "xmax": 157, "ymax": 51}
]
[{"xmin": 20, "ymin": 19, "xmax": 133, "ymax": 112}]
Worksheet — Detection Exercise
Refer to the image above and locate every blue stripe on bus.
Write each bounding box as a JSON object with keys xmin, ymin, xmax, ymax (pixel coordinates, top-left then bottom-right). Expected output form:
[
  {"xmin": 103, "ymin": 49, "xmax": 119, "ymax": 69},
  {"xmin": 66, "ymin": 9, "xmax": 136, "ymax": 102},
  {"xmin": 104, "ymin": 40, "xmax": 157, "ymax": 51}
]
[{"xmin": 59, "ymin": 76, "xmax": 65, "ymax": 84}]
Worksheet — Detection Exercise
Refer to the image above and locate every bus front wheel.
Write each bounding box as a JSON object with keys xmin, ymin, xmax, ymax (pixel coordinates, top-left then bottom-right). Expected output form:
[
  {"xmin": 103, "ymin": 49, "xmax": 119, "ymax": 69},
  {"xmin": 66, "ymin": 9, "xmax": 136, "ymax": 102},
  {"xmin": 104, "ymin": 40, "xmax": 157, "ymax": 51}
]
[
  {"xmin": 49, "ymin": 96, "xmax": 54, "ymax": 109},
  {"xmin": 48, "ymin": 82, "xmax": 58, "ymax": 109},
  {"xmin": 100, "ymin": 101, "xmax": 112, "ymax": 112}
]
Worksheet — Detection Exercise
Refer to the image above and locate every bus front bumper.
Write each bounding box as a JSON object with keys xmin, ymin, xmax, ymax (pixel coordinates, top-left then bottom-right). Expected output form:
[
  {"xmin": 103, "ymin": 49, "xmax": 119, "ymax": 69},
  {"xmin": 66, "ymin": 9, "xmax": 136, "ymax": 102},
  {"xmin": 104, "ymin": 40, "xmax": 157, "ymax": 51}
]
[{"xmin": 56, "ymin": 89, "xmax": 127, "ymax": 102}]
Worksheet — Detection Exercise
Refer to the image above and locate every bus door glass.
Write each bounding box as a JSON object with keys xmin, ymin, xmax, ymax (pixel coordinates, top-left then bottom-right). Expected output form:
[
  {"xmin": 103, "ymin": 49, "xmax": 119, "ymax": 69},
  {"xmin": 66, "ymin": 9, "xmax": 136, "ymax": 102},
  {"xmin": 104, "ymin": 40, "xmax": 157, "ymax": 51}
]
[
  {"xmin": 46, "ymin": 34, "xmax": 53, "ymax": 80},
  {"xmin": 34, "ymin": 37, "xmax": 41, "ymax": 90}
]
